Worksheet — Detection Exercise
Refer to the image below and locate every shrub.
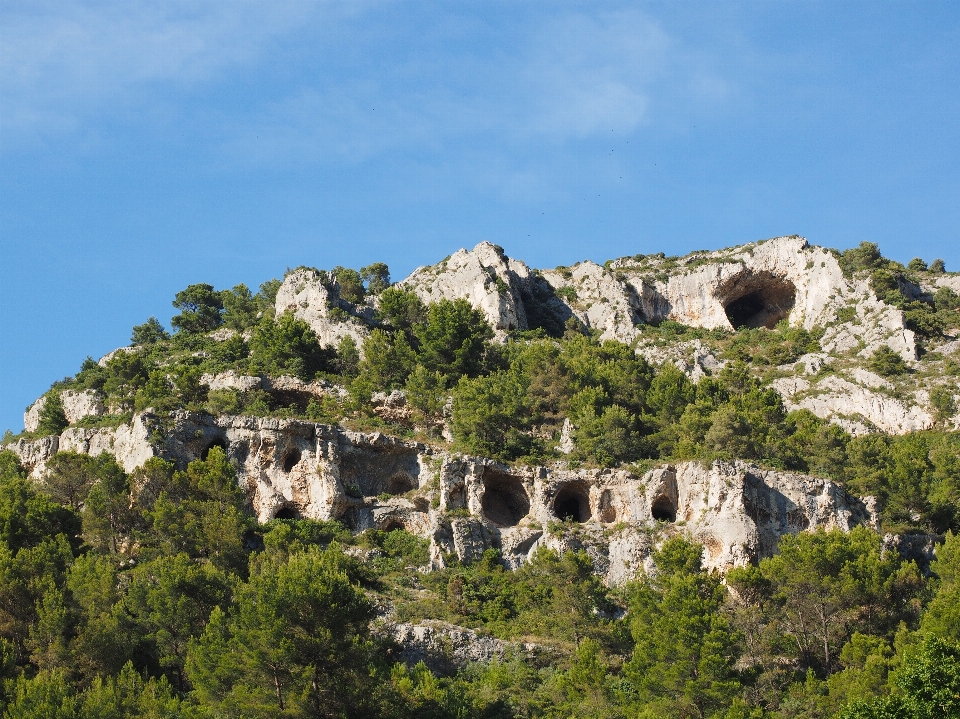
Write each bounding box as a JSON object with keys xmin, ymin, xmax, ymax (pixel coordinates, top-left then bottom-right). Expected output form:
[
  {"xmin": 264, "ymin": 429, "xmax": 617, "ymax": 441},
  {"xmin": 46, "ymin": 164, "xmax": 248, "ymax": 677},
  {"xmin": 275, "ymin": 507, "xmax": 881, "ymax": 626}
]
[
  {"xmin": 249, "ymin": 313, "xmax": 333, "ymax": 380},
  {"xmin": 221, "ymin": 284, "xmax": 258, "ymax": 331},
  {"xmin": 36, "ymin": 392, "xmax": 68, "ymax": 436},
  {"xmin": 360, "ymin": 262, "xmax": 391, "ymax": 295},
  {"xmin": 868, "ymin": 346, "xmax": 908, "ymax": 377}
]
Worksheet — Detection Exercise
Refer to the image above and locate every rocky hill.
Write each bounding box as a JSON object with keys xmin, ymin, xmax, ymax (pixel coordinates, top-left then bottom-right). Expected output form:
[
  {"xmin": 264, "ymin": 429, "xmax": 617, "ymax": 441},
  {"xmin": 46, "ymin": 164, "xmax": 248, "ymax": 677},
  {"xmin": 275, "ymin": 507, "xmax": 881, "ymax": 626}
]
[
  {"xmin": 3, "ymin": 235, "xmax": 960, "ymax": 718},
  {"xmin": 6, "ymin": 235, "xmax": 959, "ymax": 578}
]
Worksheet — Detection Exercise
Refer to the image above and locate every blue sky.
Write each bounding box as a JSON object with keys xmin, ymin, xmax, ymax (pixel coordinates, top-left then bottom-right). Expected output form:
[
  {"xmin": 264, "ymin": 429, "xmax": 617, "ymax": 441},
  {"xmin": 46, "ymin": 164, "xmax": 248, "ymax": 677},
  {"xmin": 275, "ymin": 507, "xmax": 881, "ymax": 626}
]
[{"xmin": 2, "ymin": 1, "xmax": 959, "ymax": 433}]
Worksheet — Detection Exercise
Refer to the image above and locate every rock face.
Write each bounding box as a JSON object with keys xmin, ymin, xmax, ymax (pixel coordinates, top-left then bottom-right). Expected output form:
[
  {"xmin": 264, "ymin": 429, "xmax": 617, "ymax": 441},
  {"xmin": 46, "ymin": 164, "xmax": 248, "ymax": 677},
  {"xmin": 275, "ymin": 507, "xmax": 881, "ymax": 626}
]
[
  {"xmin": 6, "ymin": 414, "xmax": 875, "ymax": 581},
  {"xmin": 384, "ymin": 621, "xmax": 523, "ymax": 675},
  {"xmin": 771, "ymin": 374, "xmax": 934, "ymax": 435},
  {"xmin": 23, "ymin": 397, "xmax": 45, "ymax": 433},
  {"xmin": 274, "ymin": 268, "xmax": 371, "ymax": 349},
  {"xmin": 61, "ymin": 390, "xmax": 106, "ymax": 424},
  {"xmin": 24, "ymin": 390, "xmax": 106, "ymax": 432},
  {"xmin": 400, "ymin": 242, "xmax": 571, "ymax": 336}
]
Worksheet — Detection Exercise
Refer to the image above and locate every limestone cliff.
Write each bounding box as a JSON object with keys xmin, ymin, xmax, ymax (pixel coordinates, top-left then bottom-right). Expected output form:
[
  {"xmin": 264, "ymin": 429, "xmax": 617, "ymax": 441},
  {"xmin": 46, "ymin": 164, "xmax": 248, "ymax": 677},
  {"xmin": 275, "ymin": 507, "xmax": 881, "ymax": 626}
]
[{"xmin": 7, "ymin": 411, "xmax": 875, "ymax": 582}]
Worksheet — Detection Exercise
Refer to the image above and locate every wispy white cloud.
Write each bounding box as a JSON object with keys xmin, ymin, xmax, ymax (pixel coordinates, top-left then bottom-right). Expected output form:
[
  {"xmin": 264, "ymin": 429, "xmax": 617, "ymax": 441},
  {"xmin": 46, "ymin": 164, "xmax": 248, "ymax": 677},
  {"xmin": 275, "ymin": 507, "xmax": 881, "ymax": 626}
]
[
  {"xmin": 224, "ymin": 8, "xmax": 728, "ymax": 167},
  {"xmin": 2, "ymin": 3, "xmax": 730, "ymax": 165},
  {"xmin": 0, "ymin": 0, "xmax": 324, "ymax": 144}
]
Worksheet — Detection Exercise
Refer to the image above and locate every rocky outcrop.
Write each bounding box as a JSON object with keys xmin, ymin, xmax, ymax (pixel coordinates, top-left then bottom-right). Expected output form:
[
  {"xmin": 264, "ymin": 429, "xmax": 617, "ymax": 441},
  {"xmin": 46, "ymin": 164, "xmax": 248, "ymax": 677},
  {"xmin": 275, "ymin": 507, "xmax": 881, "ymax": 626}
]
[
  {"xmin": 383, "ymin": 621, "xmax": 535, "ymax": 675},
  {"xmin": 61, "ymin": 389, "xmax": 106, "ymax": 424},
  {"xmin": 274, "ymin": 268, "xmax": 371, "ymax": 349},
  {"xmin": 399, "ymin": 237, "xmax": 917, "ymax": 391},
  {"xmin": 24, "ymin": 390, "xmax": 106, "ymax": 432},
  {"xmin": 23, "ymin": 397, "xmax": 46, "ymax": 433},
  {"xmin": 400, "ymin": 242, "xmax": 570, "ymax": 336},
  {"xmin": 771, "ymin": 374, "xmax": 934, "ymax": 435},
  {"xmin": 539, "ymin": 261, "xmax": 642, "ymax": 343},
  {"xmin": 428, "ymin": 458, "xmax": 875, "ymax": 578},
  {"xmin": 6, "ymin": 408, "xmax": 876, "ymax": 580}
]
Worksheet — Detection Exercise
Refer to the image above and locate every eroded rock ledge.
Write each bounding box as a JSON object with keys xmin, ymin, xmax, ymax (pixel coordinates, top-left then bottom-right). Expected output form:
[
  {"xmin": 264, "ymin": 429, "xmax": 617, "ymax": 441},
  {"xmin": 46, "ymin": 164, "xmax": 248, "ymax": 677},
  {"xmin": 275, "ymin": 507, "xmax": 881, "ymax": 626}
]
[{"xmin": 7, "ymin": 411, "xmax": 876, "ymax": 582}]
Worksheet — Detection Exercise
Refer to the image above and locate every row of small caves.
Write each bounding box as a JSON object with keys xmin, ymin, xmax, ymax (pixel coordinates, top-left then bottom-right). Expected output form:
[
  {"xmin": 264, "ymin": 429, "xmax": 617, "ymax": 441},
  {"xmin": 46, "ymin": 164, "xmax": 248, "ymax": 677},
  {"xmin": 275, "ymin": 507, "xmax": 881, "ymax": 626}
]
[
  {"xmin": 479, "ymin": 468, "xmax": 676, "ymax": 527},
  {"xmin": 199, "ymin": 438, "xmax": 681, "ymax": 529}
]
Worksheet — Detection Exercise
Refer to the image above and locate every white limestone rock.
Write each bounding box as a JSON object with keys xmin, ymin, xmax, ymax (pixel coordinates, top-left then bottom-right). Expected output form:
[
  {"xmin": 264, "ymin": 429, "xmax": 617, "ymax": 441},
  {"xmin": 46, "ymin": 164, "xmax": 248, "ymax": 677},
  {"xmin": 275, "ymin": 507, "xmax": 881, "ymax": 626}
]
[
  {"xmin": 777, "ymin": 375, "xmax": 933, "ymax": 435},
  {"xmin": 540, "ymin": 261, "xmax": 642, "ymax": 343},
  {"xmin": 23, "ymin": 397, "xmax": 46, "ymax": 433},
  {"xmin": 60, "ymin": 389, "xmax": 106, "ymax": 424},
  {"xmin": 274, "ymin": 268, "xmax": 370, "ymax": 349},
  {"xmin": 400, "ymin": 241, "xmax": 538, "ymax": 333},
  {"xmin": 385, "ymin": 620, "xmax": 520, "ymax": 674},
  {"xmin": 201, "ymin": 371, "xmax": 263, "ymax": 393}
]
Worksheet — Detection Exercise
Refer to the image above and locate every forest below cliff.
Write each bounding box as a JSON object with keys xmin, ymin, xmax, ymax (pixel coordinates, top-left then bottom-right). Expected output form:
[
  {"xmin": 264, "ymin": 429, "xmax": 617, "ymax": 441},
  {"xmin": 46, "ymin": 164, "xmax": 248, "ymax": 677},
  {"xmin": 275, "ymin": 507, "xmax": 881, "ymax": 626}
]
[
  {"xmin": 2, "ymin": 242, "xmax": 960, "ymax": 718},
  {"xmin": 0, "ymin": 446, "xmax": 958, "ymax": 718}
]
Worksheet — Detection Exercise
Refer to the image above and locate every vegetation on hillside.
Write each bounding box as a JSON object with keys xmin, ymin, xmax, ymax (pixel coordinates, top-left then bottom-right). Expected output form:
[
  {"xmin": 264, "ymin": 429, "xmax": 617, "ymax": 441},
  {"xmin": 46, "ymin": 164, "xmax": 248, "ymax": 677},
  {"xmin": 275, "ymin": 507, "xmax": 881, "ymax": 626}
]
[
  {"xmin": 0, "ymin": 446, "xmax": 957, "ymax": 717},
  {"xmin": 2, "ymin": 246, "xmax": 960, "ymax": 717}
]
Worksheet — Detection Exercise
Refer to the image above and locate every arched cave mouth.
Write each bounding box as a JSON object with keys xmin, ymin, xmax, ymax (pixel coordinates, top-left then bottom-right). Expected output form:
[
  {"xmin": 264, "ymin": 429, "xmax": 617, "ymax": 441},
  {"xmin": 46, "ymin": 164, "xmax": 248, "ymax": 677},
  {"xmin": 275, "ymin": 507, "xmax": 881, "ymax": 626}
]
[
  {"xmin": 381, "ymin": 518, "xmax": 406, "ymax": 532},
  {"xmin": 386, "ymin": 473, "xmax": 415, "ymax": 496},
  {"xmin": 651, "ymin": 495, "xmax": 677, "ymax": 523},
  {"xmin": 481, "ymin": 470, "xmax": 530, "ymax": 527},
  {"xmin": 273, "ymin": 505, "xmax": 300, "ymax": 520},
  {"xmin": 200, "ymin": 437, "xmax": 229, "ymax": 461},
  {"xmin": 553, "ymin": 482, "xmax": 591, "ymax": 522},
  {"xmin": 721, "ymin": 273, "xmax": 797, "ymax": 330},
  {"xmin": 339, "ymin": 447, "xmax": 420, "ymax": 498},
  {"xmin": 282, "ymin": 448, "xmax": 302, "ymax": 473}
]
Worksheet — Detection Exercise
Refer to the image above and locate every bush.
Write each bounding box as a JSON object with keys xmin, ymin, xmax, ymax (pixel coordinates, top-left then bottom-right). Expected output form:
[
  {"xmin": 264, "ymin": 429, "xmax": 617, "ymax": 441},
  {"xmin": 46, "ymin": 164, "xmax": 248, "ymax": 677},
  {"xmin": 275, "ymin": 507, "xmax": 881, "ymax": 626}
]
[
  {"xmin": 249, "ymin": 313, "xmax": 333, "ymax": 380},
  {"xmin": 332, "ymin": 266, "xmax": 365, "ymax": 304},
  {"xmin": 36, "ymin": 392, "xmax": 68, "ymax": 436},
  {"xmin": 413, "ymin": 299, "xmax": 493, "ymax": 381},
  {"xmin": 360, "ymin": 262, "xmax": 391, "ymax": 295},
  {"xmin": 868, "ymin": 346, "xmax": 908, "ymax": 377},
  {"xmin": 452, "ymin": 370, "xmax": 531, "ymax": 460},
  {"xmin": 221, "ymin": 284, "xmax": 258, "ymax": 331},
  {"xmin": 840, "ymin": 242, "xmax": 885, "ymax": 276}
]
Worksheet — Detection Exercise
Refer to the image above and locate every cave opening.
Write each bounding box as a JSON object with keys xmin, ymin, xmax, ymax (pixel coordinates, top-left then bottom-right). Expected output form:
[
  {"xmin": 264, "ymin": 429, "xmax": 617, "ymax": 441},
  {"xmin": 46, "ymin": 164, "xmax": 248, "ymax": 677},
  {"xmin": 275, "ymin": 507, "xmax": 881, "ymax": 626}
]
[
  {"xmin": 387, "ymin": 472, "xmax": 415, "ymax": 495},
  {"xmin": 481, "ymin": 470, "xmax": 530, "ymax": 527},
  {"xmin": 274, "ymin": 505, "xmax": 300, "ymax": 520},
  {"xmin": 200, "ymin": 437, "xmax": 229, "ymax": 461},
  {"xmin": 339, "ymin": 447, "xmax": 420, "ymax": 497},
  {"xmin": 282, "ymin": 448, "xmax": 302, "ymax": 473},
  {"xmin": 651, "ymin": 495, "xmax": 677, "ymax": 523},
  {"xmin": 381, "ymin": 518, "xmax": 406, "ymax": 532},
  {"xmin": 721, "ymin": 273, "xmax": 797, "ymax": 330},
  {"xmin": 553, "ymin": 482, "xmax": 591, "ymax": 522}
]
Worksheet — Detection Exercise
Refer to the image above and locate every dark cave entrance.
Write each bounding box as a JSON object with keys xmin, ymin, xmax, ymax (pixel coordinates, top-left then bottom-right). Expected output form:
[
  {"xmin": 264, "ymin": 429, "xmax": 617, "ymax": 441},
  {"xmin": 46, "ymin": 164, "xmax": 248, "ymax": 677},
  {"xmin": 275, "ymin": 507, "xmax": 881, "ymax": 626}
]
[
  {"xmin": 651, "ymin": 495, "xmax": 677, "ymax": 523},
  {"xmin": 553, "ymin": 482, "xmax": 591, "ymax": 522},
  {"xmin": 200, "ymin": 437, "xmax": 229, "ymax": 460},
  {"xmin": 386, "ymin": 473, "xmax": 415, "ymax": 495},
  {"xmin": 274, "ymin": 505, "xmax": 300, "ymax": 520},
  {"xmin": 721, "ymin": 273, "xmax": 797, "ymax": 330},
  {"xmin": 481, "ymin": 470, "xmax": 530, "ymax": 527},
  {"xmin": 381, "ymin": 518, "xmax": 406, "ymax": 532},
  {"xmin": 282, "ymin": 448, "xmax": 302, "ymax": 473}
]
